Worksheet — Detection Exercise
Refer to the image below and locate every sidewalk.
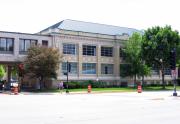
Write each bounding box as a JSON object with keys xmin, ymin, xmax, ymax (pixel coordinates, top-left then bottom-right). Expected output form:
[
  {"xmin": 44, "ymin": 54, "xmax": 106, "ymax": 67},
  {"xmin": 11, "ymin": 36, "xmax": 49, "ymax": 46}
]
[
  {"xmin": 1, "ymin": 90, "xmax": 180, "ymax": 97},
  {"xmin": 0, "ymin": 90, "xmax": 94, "ymax": 95},
  {"xmin": 0, "ymin": 91, "xmax": 13, "ymax": 95}
]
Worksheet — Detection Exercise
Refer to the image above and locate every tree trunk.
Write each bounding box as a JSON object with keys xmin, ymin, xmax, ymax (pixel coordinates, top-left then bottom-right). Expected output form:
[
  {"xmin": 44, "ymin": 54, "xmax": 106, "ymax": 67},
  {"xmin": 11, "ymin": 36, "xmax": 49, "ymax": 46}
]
[
  {"xmin": 162, "ymin": 68, "xmax": 165, "ymax": 89},
  {"xmin": 142, "ymin": 75, "xmax": 145, "ymax": 89},
  {"xmin": 39, "ymin": 76, "xmax": 44, "ymax": 90},
  {"xmin": 134, "ymin": 75, "xmax": 137, "ymax": 88}
]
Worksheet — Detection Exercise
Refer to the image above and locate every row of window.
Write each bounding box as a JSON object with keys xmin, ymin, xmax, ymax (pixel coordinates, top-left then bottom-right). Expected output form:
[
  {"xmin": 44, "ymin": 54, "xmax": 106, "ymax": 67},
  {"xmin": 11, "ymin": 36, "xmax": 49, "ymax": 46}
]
[
  {"xmin": 63, "ymin": 43, "xmax": 114, "ymax": 57},
  {"xmin": 0, "ymin": 38, "xmax": 14, "ymax": 53},
  {"xmin": 62, "ymin": 62, "xmax": 114, "ymax": 74},
  {"xmin": 0, "ymin": 37, "xmax": 48, "ymax": 53},
  {"xmin": 0, "ymin": 38, "xmax": 120, "ymax": 57},
  {"xmin": 151, "ymin": 68, "xmax": 171, "ymax": 75}
]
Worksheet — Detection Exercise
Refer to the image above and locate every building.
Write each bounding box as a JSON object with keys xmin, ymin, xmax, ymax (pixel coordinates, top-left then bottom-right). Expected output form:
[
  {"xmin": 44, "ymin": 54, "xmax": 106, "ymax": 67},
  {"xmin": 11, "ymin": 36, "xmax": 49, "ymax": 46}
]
[{"xmin": 0, "ymin": 19, "xmax": 173, "ymax": 88}]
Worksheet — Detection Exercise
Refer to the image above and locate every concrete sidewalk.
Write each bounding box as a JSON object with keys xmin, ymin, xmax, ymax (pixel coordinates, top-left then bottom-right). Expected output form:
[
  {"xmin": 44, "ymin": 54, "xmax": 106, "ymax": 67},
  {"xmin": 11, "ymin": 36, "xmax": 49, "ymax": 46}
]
[{"xmin": 1, "ymin": 90, "xmax": 180, "ymax": 97}]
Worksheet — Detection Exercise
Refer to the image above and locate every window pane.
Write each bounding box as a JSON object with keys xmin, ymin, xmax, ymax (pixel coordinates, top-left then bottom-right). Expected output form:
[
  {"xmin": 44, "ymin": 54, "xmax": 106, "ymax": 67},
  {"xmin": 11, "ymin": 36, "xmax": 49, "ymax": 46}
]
[
  {"xmin": 25, "ymin": 40, "xmax": 30, "ymax": 51},
  {"xmin": 31, "ymin": 40, "xmax": 37, "ymax": 46},
  {"xmin": 70, "ymin": 63, "xmax": 78, "ymax": 74},
  {"xmin": 7, "ymin": 38, "xmax": 13, "ymax": 51},
  {"xmin": 82, "ymin": 63, "xmax": 96, "ymax": 74},
  {"xmin": 0, "ymin": 38, "xmax": 6, "ymax": 51},
  {"xmin": 120, "ymin": 48, "xmax": 126, "ymax": 58},
  {"xmin": 101, "ymin": 47, "xmax": 113, "ymax": 57},
  {"xmin": 62, "ymin": 62, "xmax": 77, "ymax": 74},
  {"xmin": 101, "ymin": 64, "xmax": 113, "ymax": 74},
  {"xmin": 42, "ymin": 40, "xmax": 48, "ymax": 46},
  {"xmin": 63, "ymin": 44, "xmax": 76, "ymax": 55},
  {"xmin": 19, "ymin": 39, "xmax": 25, "ymax": 51},
  {"xmin": 62, "ymin": 63, "xmax": 67, "ymax": 73},
  {"xmin": 164, "ymin": 68, "xmax": 171, "ymax": 75},
  {"xmin": 83, "ymin": 45, "xmax": 96, "ymax": 56}
]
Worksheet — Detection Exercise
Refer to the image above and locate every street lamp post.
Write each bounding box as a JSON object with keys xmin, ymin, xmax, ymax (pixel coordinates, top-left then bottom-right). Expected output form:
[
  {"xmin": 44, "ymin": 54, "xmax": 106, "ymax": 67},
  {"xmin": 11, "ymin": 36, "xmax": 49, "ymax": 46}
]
[
  {"xmin": 173, "ymin": 71, "xmax": 177, "ymax": 96},
  {"xmin": 66, "ymin": 61, "xmax": 70, "ymax": 93},
  {"xmin": 160, "ymin": 59, "xmax": 165, "ymax": 89},
  {"xmin": 96, "ymin": 78, "xmax": 99, "ymax": 82},
  {"xmin": 170, "ymin": 48, "xmax": 177, "ymax": 96}
]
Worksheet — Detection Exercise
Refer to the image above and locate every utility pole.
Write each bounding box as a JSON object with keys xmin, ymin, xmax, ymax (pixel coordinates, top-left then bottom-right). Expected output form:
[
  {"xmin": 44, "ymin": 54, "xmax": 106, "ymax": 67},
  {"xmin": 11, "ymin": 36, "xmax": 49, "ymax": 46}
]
[
  {"xmin": 170, "ymin": 48, "xmax": 177, "ymax": 96},
  {"xmin": 66, "ymin": 61, "xmax": 71, "ymax": 93}
]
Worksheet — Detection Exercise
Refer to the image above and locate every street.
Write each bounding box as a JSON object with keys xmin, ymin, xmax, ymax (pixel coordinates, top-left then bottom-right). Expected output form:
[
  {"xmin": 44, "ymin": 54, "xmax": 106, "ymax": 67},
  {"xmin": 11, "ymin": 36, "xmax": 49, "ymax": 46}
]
[{"xmin": 0, "ymin": 91, "xmax": 180, "ymax": 124}]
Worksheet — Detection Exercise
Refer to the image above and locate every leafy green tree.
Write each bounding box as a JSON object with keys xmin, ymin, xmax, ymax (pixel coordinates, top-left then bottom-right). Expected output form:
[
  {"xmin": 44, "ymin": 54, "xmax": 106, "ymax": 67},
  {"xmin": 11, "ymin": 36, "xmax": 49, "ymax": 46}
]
[
  {"xmin": 24, "ymin": 46, "xmax": 62, "ymax": 89},
  {"xmin": 142, "ymin": 26, "xmax": 180, "ymax": 89},
  {"xmin": 123, "ymin": 32, "xmax": 151, "ymax": 86},
  {"xmin": 177, "ymin": 44, "xmax": 180, "ymax": 67},
  {"xmin": 0, "ymin": 65, "xmax": 5, "ymax": 79},
  {"xmin": 11, "ymin": 65, "xmax": 18, "ymax": 78}
]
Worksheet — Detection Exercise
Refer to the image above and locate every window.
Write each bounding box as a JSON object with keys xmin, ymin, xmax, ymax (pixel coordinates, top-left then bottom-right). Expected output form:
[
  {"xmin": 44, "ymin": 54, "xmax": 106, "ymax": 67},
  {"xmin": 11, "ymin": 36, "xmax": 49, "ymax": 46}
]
[
  {"xmin": 82, "ymin": 63, "xmax": 96, "ymax": 74},
  {"xmin": 83, "ymin": 45, "xmax": 96, "ymax": 56},
  {"xmin": 151, "ymin": 69, "xmax": 159, "ymax": 75},
  {"xmin": 62, "ymin": 62, "xmax": 78, "ymax": 74},
  {"xmin": 101, "ymin": 47, "xmax": 113, "ymax": 57},
  {"xmin": 63, "ymin": 43, "xmax": 76, "ymax": 55},
  {"xmin": 42, "ymin": 40, "xmax": 48, "ymax": 46},
  {"xmin": 120, "ymin": 48, "xmax": 126, "ymax": 59},
  {"xmin": 0, "ymin": 37, "xmax": 14, "ymax": 53},
  {"xmin": 152, "ymin": 68, "xmax": 171, "ymax": 75},
  {"xmin": 120, "ymin": 64, "xmax": 131, "ymax": 77},
  {"xmin": 101, "ymin": 64, "xmax": 114, "ymax": 74},
  {"xmin": 164, "ymin": 68, "xmax": 171, "ymax": 75},
  {"xmin": 19, "ymin": 39, "xmax": 37, "ymax": 53}
]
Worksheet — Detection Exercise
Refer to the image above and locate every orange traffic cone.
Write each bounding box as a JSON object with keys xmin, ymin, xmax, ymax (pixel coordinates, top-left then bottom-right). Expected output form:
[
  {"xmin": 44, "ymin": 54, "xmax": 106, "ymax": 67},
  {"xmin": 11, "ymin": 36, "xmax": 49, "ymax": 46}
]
[
  {"xmin": 88, "ymin": 85, "xmax": 92, "ymax": 93},
  {"xmin": 137, "ymin": 85, "xmax": 142, "ymax": 93},
  {"xmin": 14, "ymin": 86, "xmax": 18, "ymax": 95}
]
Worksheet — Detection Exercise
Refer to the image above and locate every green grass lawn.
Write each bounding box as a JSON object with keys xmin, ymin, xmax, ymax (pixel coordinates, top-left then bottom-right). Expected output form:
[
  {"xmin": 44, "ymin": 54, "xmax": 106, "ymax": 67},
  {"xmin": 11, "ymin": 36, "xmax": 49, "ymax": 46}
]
[
  {"xmin": 143, "ymin": 86, "xmax": 180, "ymax": 91},
  {"xmin": 31, "ymin": 86, "xmax": 180, "ymax": 93},
  {"xmin": 69, "ymin": 87, "xmax": 136, "ymax": 93}
]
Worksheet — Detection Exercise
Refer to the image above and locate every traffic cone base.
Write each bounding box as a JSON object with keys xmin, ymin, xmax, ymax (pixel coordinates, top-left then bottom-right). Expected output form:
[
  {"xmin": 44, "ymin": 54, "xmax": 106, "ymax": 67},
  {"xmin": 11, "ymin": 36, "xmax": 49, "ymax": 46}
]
[
  {"xmin": 14, "ymin": 87, "xmax": 18, "ymax": 95},
  {"xmin": 137, "ymin": 85, "xmax": 142, "ymax": 93},
  {"xmin": 88, "ymin": 85, "xmax": 91, "ymax": 93}
]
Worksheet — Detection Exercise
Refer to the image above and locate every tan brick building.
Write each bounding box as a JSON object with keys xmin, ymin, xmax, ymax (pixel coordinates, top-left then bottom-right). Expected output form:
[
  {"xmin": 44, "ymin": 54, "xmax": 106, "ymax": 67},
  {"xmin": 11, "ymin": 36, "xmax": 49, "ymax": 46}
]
[{"xmin": 0, "ymin": 19, "xmax": 173, "ymax": 88}]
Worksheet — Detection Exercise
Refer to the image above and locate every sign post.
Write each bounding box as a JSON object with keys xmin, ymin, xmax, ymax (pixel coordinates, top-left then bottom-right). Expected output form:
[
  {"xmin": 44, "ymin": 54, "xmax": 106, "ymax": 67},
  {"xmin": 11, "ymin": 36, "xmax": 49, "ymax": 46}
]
[
  {"xmin": 170, "ymin": 48, "xmax": 178, "ymax": 96},
  {"xmin": 65, "ymin": 61, "xmax": 71, "ymax": 93},
  {"xmin": 171, "ymin": 69, "xmax": 178, "ymax": 96}
]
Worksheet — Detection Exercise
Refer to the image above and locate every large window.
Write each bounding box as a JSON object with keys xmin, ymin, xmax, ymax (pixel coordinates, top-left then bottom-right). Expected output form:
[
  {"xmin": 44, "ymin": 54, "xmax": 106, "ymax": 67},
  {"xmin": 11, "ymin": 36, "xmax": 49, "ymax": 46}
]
[
  {"xmin": 120, "ymin": 48, "xmax": 126, "ymax": 59},
  {"xmin": 62, "ymin": 62, "xmax": 78, "ymax": 74},
  {"xmin": 164, "ymin": 68, "xmax": 171, "ymax": 75},
  {"xmin": 101, "ymin": 64, "xmax": 114, "ymax": 74},
  {"xmin": 19, "ymin": 39, "xmax": 37, "ymax": 54},
  {"xmin": 152, "ymin": 68, "xmax": 171, "ymax": 75},
  {"xmin": 42, "ymin": 40, "xmax": 48, "ymax": 46},
  {"xmin": 120, "ymin": 64, "xmax": 131, "ymax": 77},
  {"xmin": 82, "ymin": 63, "xmax": 96, "ymax": 74},
  {"xmin": 63, "ymin": 43, "xmax": 76, "ymax": 55},
  {"xmin": 83, "ymin": 45, "xmax": 96, "ymax": 56},
  {"xmin": 0, "ymin": 37, "xmax": 14, "ymax": 53},
  {"xmin": 151, "ymin": 68, "xmax": 159, "ymax": 75},
  {"xmin": 101, "ymin": 47, "xmax": 113, "ymax": 57}
]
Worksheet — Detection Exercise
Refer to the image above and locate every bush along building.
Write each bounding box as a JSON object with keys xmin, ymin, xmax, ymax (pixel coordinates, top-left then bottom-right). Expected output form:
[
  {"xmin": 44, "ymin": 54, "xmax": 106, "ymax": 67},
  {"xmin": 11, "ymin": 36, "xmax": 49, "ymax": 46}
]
[{"xmin": 0, "ymin": 19, "xmax": 174, "ymax": 89}]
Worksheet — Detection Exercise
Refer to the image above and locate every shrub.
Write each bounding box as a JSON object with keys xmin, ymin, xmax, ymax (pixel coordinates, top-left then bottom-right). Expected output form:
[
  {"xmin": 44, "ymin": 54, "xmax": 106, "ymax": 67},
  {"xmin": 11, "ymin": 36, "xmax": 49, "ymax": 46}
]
[{"xmin": 63, "ymin": 80, "xmax": 113, "ymax": 89}]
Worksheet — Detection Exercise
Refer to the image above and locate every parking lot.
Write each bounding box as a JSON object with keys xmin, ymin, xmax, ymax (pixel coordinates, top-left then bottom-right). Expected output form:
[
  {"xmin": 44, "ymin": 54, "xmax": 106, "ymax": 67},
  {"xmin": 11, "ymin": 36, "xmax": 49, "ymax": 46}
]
[{"xmin": 0, "ymin": 91, "xmax": 180, "ymax": 124}]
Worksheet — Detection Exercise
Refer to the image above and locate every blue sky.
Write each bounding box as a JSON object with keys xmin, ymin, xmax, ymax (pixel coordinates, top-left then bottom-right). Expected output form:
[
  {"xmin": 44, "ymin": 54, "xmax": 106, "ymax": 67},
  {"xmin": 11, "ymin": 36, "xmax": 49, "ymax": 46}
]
[{"xmin": 0, "ymin": 0, "xmax": 179, "ymax": 33}]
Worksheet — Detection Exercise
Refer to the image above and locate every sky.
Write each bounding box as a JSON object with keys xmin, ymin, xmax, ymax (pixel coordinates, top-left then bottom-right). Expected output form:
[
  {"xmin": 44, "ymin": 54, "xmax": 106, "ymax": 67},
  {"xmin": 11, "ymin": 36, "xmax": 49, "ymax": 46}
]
[{"xmin": 0, "ymin": 0, "xmax": 179, "ymax": 33}]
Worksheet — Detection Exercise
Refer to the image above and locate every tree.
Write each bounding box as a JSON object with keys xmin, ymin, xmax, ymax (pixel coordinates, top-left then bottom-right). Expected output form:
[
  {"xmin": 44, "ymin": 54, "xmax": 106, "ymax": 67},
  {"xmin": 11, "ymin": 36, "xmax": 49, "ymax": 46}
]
[
  {"xmin": 0, "ymin": 65, "xmax": 5, "ymax": 79},
  {"xmin": 177, "ymin": 44, "xmax": 180, "ymax": 67},
  {"xmin": 24, "ymin": 46, "xmax": 62, "ymax": 89},
  {"xmin": 123, "ymin": 32, "xmax": 151, "ymax": 86},
  {"xmin": 142, "ymin": 26, "xmax": 180, "ymax": 89}
]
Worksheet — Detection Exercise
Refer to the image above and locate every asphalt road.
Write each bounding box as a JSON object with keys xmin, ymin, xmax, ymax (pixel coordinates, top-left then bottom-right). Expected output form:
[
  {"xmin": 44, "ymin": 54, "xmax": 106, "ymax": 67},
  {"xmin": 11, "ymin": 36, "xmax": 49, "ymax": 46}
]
[{"xmin": 0, "ymin": 91, "xmax": 180, "ymax": 124}]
